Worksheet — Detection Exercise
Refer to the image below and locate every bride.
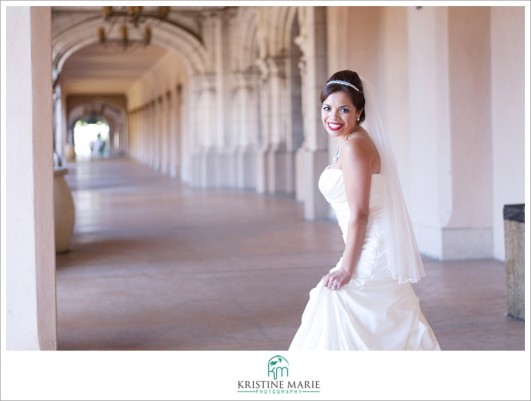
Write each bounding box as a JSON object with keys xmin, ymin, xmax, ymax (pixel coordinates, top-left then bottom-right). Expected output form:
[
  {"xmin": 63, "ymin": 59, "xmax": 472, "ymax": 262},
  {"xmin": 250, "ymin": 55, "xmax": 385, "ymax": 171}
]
[{"xmin": 289, "ymin": 70, "xmax": 440, "ymax": 350}]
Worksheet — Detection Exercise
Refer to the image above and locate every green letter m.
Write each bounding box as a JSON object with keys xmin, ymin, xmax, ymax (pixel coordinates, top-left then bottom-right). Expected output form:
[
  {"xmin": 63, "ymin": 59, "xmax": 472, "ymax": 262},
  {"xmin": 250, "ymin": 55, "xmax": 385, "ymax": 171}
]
[
  {"xmin": 274, "ymin": 366, "xmax": 288, "ymax": 379},
  {"xmin": 267, "ymin": 355, "xmax": 289, "ymax": 380}
]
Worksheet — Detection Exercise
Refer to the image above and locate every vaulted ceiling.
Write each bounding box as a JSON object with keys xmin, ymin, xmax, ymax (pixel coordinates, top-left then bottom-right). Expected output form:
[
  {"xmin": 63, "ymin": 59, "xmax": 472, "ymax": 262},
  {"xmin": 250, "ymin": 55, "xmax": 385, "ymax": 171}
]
[
  {"xmin": 52, "ymin": 5, "xmax": 225, "ymax": 94},
  {"xmin": 60, "ymin": 42, "xmax": 168, "ymax": 94}
]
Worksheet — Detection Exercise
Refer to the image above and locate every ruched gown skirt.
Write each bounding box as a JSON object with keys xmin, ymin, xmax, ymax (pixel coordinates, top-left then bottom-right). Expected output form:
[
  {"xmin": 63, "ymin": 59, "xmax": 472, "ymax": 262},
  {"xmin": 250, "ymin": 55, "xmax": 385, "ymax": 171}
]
[{"xmin": 289, "ymin": 169, "xmax": 440, "ymax": 350}]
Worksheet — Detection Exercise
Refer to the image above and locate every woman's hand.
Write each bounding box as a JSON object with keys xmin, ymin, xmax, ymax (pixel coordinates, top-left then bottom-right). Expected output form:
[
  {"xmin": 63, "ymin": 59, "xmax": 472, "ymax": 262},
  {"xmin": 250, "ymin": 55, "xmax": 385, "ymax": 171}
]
[{"xmin": 322, "ymin": 268, "xmax": 353, "ymax": 290}]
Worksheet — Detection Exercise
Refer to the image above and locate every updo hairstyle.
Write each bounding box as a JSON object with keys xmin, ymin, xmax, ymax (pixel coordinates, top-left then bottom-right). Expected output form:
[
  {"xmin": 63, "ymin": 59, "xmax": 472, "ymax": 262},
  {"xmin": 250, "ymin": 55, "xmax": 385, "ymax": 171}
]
[{"xmin": 320, "ymin": 70, "xmax": 365, "ymax": 122}]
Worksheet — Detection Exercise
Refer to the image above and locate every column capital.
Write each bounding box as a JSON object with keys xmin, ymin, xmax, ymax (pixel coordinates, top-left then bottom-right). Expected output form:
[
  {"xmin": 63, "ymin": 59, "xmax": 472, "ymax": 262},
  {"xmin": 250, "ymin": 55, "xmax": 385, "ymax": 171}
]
[
  {"xmin": 232, "ymin": 70, "xmax": 258, "ymax": 91},
  {"xmin": 256, "ymin": 56, "xmax": 287, "ymax": 81},
  {"xmin": 192, "ymin": 73, "xmax": 216, "ymax": 93}
]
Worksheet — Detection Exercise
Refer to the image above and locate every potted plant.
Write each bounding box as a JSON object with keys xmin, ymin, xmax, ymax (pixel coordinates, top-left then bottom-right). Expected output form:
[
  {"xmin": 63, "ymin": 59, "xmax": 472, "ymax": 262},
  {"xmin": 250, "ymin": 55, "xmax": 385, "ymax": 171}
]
[{"xmin": 53, "ymin": 150, "xmax": 75, "ymax": 253}]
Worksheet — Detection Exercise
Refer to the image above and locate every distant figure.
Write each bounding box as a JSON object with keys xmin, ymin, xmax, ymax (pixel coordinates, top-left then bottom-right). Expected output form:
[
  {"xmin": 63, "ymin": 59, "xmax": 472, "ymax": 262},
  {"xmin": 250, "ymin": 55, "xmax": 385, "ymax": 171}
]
[{"xmin": 90, "ymin": 133, "xmax": 105, "ymax": 158}]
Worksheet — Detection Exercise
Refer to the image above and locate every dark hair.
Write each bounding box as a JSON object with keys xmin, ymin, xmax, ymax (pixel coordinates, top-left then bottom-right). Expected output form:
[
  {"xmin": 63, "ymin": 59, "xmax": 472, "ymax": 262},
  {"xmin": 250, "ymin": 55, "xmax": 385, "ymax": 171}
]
[{"xmin": 320, "ymin": 70, "xmax": 365, "ymax": 122}]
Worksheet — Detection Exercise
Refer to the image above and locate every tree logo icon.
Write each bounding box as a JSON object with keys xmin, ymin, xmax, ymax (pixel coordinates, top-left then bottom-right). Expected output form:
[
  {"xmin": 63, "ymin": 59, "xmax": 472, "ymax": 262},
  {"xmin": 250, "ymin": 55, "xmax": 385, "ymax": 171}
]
[{"xmin": 267, "ymin": 355, "xmax": 289, "ymax": 380}]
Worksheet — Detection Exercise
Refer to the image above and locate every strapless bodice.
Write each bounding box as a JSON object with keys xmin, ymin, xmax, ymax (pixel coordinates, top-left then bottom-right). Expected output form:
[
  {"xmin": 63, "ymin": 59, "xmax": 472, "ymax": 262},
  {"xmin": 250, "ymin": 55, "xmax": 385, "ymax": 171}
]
[{"xmin": 318, "ymin": 168, "xmax": 385, "ymax": 242}]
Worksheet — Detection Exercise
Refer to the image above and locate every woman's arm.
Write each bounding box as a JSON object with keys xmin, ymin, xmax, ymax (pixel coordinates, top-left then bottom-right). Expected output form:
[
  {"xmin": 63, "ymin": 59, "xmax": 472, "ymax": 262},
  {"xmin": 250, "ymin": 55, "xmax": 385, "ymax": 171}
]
[{"xmin": 322, "ymin": 137, "xmax": 373, "ymax": 290}]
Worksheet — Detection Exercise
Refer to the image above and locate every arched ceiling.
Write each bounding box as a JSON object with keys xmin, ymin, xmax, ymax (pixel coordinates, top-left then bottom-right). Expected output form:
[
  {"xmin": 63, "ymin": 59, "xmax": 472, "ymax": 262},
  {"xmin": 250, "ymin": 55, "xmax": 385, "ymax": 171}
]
[
  {"xmin": 61, "ymin": 43, "xmax": 168, "ymax": 94},
  {"xmin": 52, "ymin": 5, "xmax": 225, "ymax": 95}
]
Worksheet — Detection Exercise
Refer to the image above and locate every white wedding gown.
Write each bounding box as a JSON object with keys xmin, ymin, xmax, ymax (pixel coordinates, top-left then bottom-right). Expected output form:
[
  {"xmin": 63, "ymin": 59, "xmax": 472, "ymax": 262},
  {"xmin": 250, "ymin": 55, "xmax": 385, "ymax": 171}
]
[{"xmin": 289, "ymin": 168, "xmax": 440, "ymax": 350}]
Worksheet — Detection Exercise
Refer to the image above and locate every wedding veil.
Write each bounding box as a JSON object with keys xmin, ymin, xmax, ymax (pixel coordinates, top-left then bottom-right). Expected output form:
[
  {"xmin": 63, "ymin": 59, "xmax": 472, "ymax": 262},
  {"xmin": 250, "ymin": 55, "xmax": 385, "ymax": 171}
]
[{"xmin": 360, "ymin": 77, "xmax": 425, "ymax": 283}]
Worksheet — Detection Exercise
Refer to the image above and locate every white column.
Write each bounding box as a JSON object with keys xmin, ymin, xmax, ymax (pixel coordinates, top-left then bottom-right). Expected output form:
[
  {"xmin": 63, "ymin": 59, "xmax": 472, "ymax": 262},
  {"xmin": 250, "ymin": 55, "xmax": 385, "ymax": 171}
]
[
  {"xmin": 149, "ymin": 101, "xmax": 156, "ymax": 168},
  {"xmin": 267, "ymin": 56, "xmax": 292, "ymax": 194},
  {"xmin": 408, "ymin": 7, "xmax": 494, "ymax": 259},
  {"xmin": 161, "ymin": 94, "xmax": 169, "ymax": 174},
  {"xmin": 256, "ymin": 56, "xmax": 293, "ymax": 194},
  {"xmin": 52, "ymin": 84, "xmax": 64, "ymax": 161},
  {"xmin": 207, "ymin": 12, "xmax": 235, "ymax": 187},
  {"xmin": 172, "ymin": 84, "xmax": 183, "ymax": 179},
  {"xmin": 445, "ymin": 7, "xmax": 493, "ymax": 258},
  {"xmin": 181, "ymin": 82, "xmax": 193, "ymax": 183},
  {"xmin": 136, "ymin": 109, "xmax": 142, "ymax": 162},
  {"xmin": 407, "ymin": 7, "xmax": 451, "ymax": 258},
  {"xmin": 6, "ymin": 6, "xmax": 56, "ymax": 350},
  {"xmin": 190, "ymin": 73, "xmax": 217, "ymax": 187},
  {"xmin": 121, "ymin": 107, "xmax": 128, "ymax": 157},
  {"xmin": 233, "ymin": 71, "xmax": 258, "ymax": 189},
  {"xmin": 61, "ymin": 88, "xmax": 70, "ymax": 161},
  {"xmin": 129, "ymin": 110, "xmax": 136, "ymax": 158},
  {"xmin": 490, "ymin": 7, "xmax": 525, "ymax": 260},
  {"xmin": 143, "ymin": 106, "xmax": 149, "ymax": 164},
  {"xmin": 167, "ymin": 90, "xmax": 176, "ymax": 177},
  {"xmin": 256, "ymin": 58, "xmax": 270, "ymax": 194},
  {"xmin": 156, "ymin": 97, "xmax": 163, "ymax": 171},
  {"xmin": 297, "ymin": 6, "xmax": 329, "ymax": 219},
  {"xmin": 138, "ymin": 109, "xmax": 143, "ymax": 161}
]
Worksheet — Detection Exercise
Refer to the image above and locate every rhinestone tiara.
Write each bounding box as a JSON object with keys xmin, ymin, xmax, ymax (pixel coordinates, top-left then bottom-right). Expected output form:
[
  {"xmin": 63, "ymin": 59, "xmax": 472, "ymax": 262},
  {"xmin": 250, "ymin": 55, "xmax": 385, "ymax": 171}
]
[{"xmin": 326, "ymin": 79, "xmax": 361, "ymax": 93}]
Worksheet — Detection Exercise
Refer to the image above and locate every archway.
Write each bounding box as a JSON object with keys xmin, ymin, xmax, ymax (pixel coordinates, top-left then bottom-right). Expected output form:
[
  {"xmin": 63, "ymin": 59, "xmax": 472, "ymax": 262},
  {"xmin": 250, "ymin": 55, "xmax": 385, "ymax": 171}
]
[
  {"xmin": 66, "ymin": 98, "xmax": 128, "ymax": 162},
  {"xmin": 52, "ymin": 7, "xmax": 211, "ymax": 169},
  {"xmin": 52, "ymin": 9, "xmax": 209, "ymax": 84},
  {"xmin": 73, "ymin": 115, "xmax": 110, "ymax": 160}
]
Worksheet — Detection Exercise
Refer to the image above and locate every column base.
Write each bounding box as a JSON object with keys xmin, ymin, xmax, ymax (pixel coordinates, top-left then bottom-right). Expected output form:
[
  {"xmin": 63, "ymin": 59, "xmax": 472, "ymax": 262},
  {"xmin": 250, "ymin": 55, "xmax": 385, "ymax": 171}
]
[
  {"xmin": 236, "ymin": 145, "xmax": 256, "ymax": 189},
  {"xmin": 303, "ymin": 148, "xmax": 329, "ymax": 220},
  {"xmin": 256, "ymin": 146, "xmax": 295, "ymax": 195},
  {"xmin": 415, "ymin": 225, "xmax": 493, "ymax": 260}
]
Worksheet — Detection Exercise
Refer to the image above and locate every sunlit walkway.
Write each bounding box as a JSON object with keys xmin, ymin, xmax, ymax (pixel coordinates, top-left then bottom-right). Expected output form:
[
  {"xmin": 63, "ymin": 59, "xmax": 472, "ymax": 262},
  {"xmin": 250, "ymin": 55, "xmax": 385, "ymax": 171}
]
[{"xmin": 56, "ymin": 158, "xmax": 524, "ymax": 350}]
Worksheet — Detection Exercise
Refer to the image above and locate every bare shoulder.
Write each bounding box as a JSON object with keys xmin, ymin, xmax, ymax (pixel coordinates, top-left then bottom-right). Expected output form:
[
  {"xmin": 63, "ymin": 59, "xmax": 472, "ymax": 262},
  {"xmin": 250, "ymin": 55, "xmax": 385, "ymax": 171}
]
[
  {"xmin": 342, "ymin": 133, "xmax": 372, "ymax": 161},
  {"xmin": 341, "ymin": 130, "xmax": 380, "ymax": 173}
]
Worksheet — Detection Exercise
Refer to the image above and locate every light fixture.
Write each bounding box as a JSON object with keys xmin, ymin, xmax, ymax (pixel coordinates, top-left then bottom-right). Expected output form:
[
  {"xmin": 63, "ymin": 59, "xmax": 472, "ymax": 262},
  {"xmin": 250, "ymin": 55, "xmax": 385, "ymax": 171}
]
[{"xmin": 97, "ymin": 6, "xmax": 170, "ymax": 50}]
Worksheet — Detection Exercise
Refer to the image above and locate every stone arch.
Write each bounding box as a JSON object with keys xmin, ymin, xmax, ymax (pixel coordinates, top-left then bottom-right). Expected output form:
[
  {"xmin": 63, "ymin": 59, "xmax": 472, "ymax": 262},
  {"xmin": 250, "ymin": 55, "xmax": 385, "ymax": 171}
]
[
  {"xmin": 52, "ymin": 13, "xmax": 210, "ymax": 166},
  {"xmin": 52, "ymin": 16, "xmax": 210, "ymax": 81},
  {"xmin": 252, "ymin": 6, "xmax": 305, "ymax": 196},
  {"xmin": 258, "ymin": 6, "xmax": 298, "ymax": 58},
  {"xmin": 67, "ymin": 100, "xmax": 127, "ymax": 157},
  {"xmin": 229, "ymin": 8, "xmax": 261, "ymax": 190},
  {"xmin": 285, "ymin": 9, "xmax": 303, "ymax": 150},
  {"xmin": 277, "ymin": 6, "xmax": 299, "ymax": 56},
  {"xmin": 234, "ymin": 7, "xmax": 259, "ymax": 72}
]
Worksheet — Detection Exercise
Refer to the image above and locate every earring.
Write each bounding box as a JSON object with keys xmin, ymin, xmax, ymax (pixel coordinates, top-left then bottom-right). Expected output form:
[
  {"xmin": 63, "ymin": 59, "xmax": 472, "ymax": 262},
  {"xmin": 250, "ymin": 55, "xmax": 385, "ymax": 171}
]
[{"xmin": 357, "ymin": 116, "xmax": 360, "ymax": 122}]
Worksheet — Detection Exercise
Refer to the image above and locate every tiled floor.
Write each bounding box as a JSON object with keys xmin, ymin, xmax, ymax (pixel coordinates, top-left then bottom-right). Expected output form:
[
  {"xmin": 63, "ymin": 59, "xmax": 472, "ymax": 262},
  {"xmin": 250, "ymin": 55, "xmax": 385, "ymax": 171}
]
[{"xmin": 56, "ymin": 158, "xmax": 525, "ymax": 350}]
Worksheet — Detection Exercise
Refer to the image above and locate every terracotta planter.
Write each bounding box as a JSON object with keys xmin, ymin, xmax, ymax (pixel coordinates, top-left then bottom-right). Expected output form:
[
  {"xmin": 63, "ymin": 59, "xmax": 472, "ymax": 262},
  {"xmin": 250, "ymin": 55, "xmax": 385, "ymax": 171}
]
[
  {"xmin": 54, "ymin": 167, "xmax": 75, "ymax": 253},
  {"xmin": 64, "ymin": 144, "xmax": 76, "ymax": 163}
]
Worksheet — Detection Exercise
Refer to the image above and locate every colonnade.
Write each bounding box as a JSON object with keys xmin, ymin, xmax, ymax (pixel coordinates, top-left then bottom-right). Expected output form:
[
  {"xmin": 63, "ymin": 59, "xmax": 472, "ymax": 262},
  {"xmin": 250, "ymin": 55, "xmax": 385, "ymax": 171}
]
[
  {"xmin": 5, "ymin": 5, "xmax": 525, "ymax": 350},
  {"xmin": 50, "ymin": 5, "xmax": 525, "ymax": 259},
  {"xmin": 129, "ymin": 87, "xmax": 182, "ymax": 177},
  {"xmin": 125, "ymin": 7, "xmax": 331, "ymax": 219}
]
